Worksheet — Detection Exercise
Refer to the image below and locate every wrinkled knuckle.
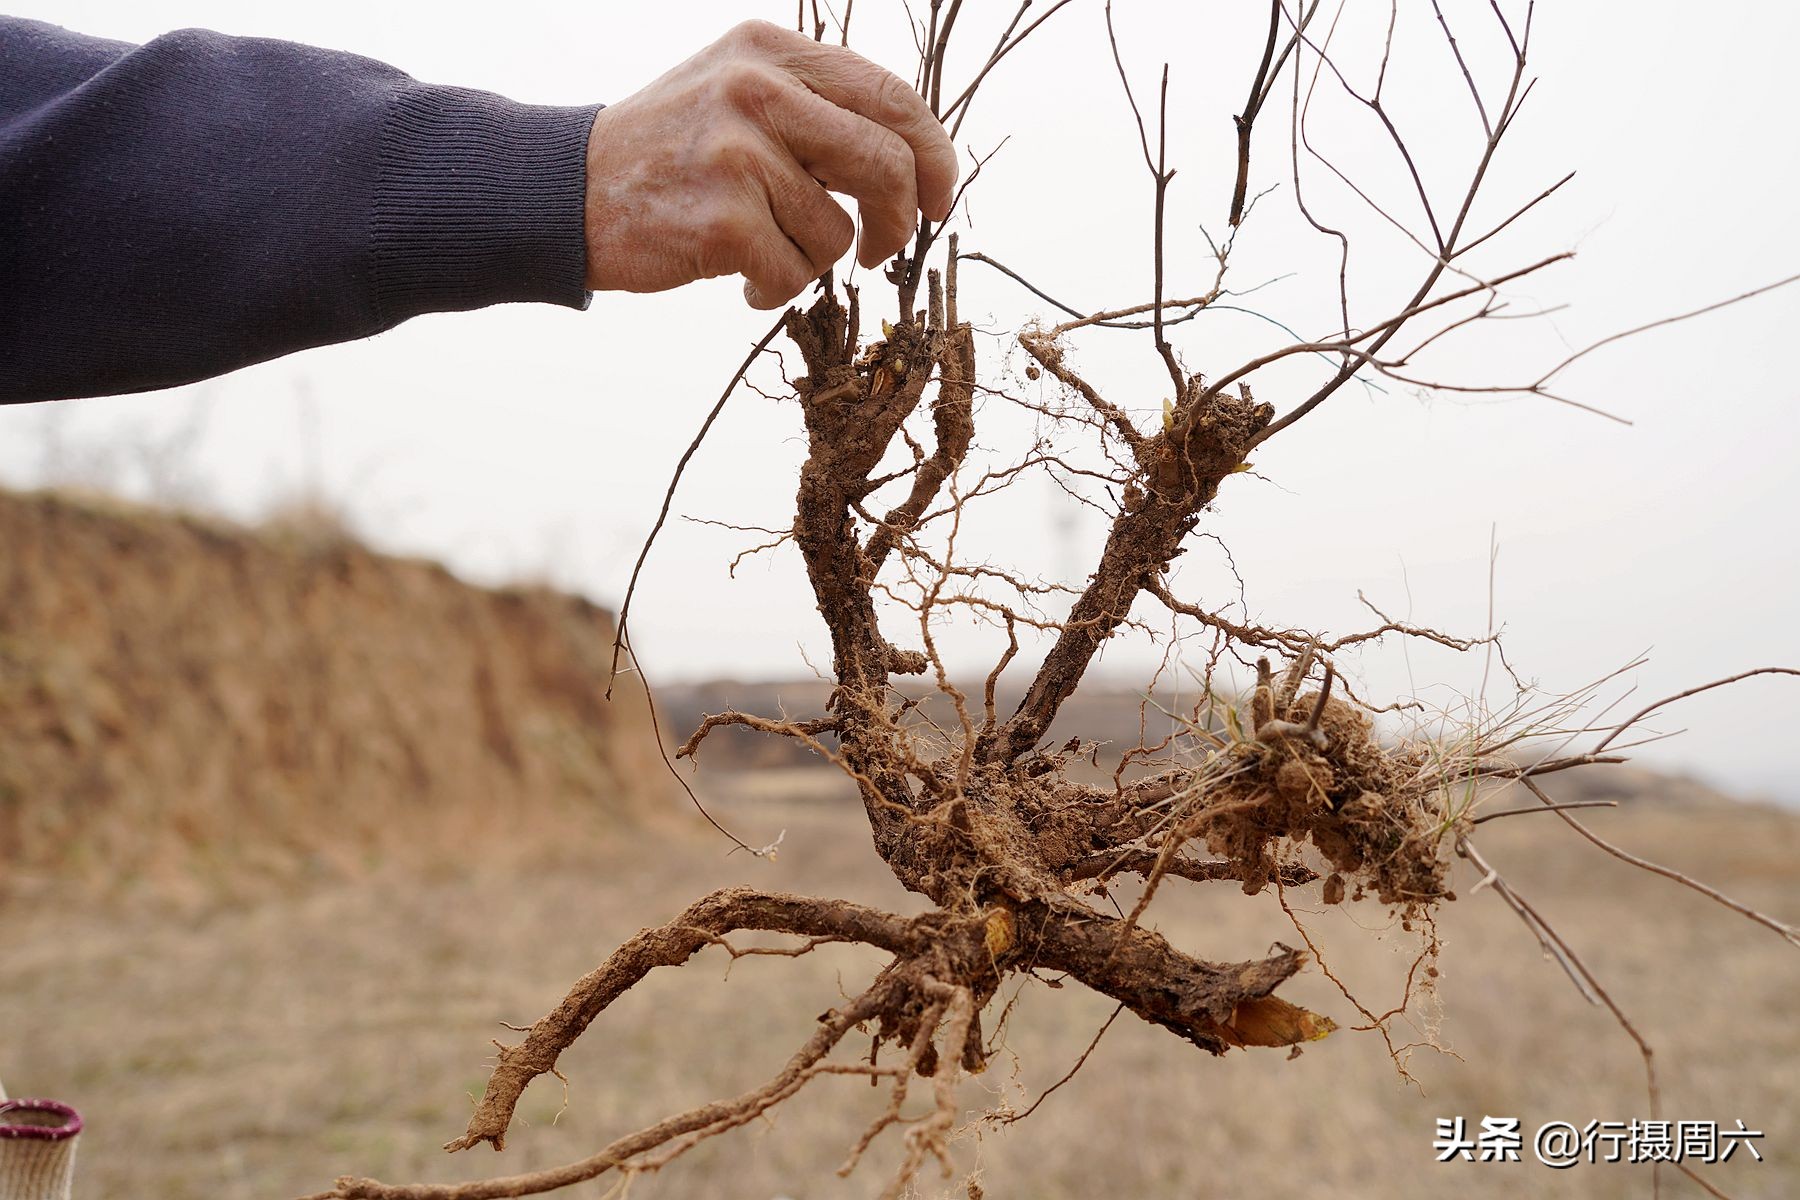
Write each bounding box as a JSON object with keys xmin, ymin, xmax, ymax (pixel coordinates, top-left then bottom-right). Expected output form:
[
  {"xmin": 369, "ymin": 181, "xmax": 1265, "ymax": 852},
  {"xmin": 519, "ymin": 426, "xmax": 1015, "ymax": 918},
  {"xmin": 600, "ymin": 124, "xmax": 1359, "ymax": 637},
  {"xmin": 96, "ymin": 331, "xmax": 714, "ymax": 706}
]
[
  {"xmin": 716, "ymin": 60, "xmax": 780, "ymax": 115},
  {"xmin": 727, "ymin": 19, "xmax": 784, "ymax": 54},
  {"xmin": 871, "ymin": 71, "xmax": 923, "ymax": 128}
]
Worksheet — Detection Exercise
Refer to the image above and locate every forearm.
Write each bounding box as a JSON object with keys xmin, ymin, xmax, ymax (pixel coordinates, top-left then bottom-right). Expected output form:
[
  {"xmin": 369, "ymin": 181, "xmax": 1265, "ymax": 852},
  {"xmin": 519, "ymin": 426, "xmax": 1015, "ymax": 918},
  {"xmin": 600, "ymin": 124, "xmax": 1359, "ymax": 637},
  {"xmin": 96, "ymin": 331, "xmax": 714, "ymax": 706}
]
[{"xmin": 0, "ymin": 18, "xmax": 597, "ymax": 404}]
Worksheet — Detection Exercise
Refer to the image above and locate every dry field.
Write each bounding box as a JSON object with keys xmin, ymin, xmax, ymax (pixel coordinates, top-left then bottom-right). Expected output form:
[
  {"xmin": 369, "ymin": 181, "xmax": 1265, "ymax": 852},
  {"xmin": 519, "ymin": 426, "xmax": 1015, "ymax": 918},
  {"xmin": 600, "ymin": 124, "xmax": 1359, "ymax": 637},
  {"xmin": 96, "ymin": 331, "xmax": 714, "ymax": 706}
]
[{"xmin": 3, "ymin": 767, "xmax": 1796, "ymax": 1200}]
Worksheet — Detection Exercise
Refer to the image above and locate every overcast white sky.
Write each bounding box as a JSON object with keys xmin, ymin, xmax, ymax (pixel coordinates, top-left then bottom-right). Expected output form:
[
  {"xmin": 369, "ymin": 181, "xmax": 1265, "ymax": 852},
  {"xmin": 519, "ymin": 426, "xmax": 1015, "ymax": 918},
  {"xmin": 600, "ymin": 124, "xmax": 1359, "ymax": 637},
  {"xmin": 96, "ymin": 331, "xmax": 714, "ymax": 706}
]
[{"xmin": 4, "ymin": 2, "xmax": 1798, "ymax": 803}]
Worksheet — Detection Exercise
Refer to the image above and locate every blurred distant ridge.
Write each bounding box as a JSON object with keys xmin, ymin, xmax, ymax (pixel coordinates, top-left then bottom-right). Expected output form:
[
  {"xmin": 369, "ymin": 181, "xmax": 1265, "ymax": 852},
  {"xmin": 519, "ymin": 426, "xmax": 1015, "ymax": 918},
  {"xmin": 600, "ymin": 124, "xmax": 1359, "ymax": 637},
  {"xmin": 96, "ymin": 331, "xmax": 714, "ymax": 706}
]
[{"xmin": 0, "ymin": 489, "xmax": 669, "ymax": 892}]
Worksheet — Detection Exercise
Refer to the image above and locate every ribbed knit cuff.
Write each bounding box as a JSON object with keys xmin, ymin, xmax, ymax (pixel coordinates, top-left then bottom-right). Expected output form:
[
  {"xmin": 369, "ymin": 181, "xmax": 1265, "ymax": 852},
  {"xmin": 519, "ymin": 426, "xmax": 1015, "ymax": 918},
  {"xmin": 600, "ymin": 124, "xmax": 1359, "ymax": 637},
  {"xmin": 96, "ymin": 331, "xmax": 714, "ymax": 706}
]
[{"xmin": 371, "ymin": 86, "xmax": 599, "ymax": 326}]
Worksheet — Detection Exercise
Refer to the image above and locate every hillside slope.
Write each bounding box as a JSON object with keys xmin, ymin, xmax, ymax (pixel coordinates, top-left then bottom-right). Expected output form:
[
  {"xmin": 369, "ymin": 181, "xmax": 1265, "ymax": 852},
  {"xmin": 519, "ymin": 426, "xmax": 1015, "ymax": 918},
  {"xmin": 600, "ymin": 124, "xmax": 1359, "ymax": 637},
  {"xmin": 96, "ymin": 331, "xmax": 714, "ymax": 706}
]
[{"xmin": 0, "ymin": 490, "xmax": 671, "ymax": 892}]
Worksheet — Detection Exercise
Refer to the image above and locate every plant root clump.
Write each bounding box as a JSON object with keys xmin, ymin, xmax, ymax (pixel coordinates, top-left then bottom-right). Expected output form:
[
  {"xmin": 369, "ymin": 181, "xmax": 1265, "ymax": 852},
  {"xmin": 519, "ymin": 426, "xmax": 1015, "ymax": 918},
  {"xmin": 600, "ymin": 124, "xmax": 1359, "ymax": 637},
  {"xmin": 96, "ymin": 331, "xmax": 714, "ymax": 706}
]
[{"xmin": 1190, "ymin": 676, "xmax": 1456, "ymax": 910}]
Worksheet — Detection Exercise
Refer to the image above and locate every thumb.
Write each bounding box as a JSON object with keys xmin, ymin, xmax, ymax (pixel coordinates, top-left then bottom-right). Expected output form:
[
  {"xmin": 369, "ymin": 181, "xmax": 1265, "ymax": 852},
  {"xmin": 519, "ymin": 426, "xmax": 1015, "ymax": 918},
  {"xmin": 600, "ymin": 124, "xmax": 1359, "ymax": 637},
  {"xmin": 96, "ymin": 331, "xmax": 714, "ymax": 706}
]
[{"xmin": 743, "ymin": 278, "xmax": 788, "ymax": 311}]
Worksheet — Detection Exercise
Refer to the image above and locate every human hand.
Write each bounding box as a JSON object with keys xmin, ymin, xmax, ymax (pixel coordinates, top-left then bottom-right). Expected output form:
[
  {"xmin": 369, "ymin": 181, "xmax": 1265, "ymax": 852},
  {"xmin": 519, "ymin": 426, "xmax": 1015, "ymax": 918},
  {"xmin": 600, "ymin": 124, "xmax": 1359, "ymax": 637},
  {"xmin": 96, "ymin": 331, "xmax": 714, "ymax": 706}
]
[{"xmin": 582, "ymin": 20, "xmax": 958, "ymax": 309}]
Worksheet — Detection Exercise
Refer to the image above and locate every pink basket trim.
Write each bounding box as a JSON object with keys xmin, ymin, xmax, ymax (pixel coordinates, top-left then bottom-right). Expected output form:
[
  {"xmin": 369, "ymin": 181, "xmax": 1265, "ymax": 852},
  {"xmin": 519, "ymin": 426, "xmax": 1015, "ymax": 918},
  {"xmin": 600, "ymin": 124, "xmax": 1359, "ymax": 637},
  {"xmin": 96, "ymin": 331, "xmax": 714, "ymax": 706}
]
[{"xmin": 0, "ymin": 1099, "xmax": 83, "ymax": 1141}]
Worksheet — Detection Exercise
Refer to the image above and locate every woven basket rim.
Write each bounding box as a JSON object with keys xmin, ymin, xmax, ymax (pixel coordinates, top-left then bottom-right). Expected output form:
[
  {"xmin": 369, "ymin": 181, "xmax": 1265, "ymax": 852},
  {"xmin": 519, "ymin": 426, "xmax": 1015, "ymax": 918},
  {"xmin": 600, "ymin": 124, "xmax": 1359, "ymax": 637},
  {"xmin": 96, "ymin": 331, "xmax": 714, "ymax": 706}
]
[{"xmin": 0, "ymin": 1099, "xmax": 83, "ymax": 1141}]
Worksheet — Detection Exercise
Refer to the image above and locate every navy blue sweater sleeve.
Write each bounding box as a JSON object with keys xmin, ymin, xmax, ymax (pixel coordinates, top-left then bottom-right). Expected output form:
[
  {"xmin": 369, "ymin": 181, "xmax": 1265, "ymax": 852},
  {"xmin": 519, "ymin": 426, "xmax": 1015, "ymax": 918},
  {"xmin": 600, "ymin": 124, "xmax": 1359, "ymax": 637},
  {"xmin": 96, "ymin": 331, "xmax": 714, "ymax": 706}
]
[{"xmin": 0, "ymin": 17, "xmax": 599, "ymax": 403}]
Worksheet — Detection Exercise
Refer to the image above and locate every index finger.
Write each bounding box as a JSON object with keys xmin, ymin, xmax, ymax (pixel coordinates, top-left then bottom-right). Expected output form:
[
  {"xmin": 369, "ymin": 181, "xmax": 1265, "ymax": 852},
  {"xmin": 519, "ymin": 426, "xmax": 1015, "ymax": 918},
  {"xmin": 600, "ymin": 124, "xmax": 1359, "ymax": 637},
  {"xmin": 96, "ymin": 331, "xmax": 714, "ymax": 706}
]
[{"xmin": 748, "ymin": 25, "xmax": 959, "ymax": 223}]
